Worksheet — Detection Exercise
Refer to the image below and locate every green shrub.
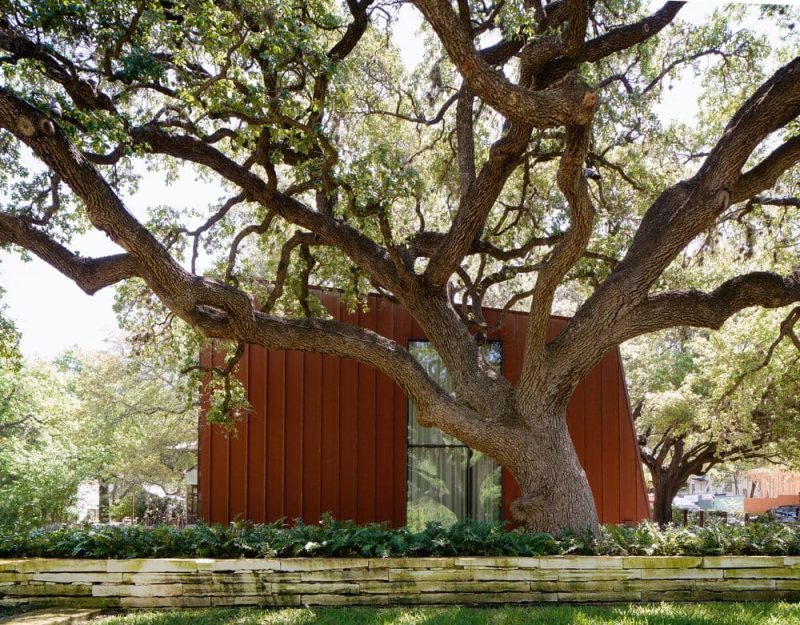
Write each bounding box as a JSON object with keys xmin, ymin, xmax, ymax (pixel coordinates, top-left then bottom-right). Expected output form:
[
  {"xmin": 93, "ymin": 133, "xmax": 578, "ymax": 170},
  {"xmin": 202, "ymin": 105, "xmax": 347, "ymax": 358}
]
[{"xmin": 2, "ymin": 517, "xmax": 800, "ymax": 559}]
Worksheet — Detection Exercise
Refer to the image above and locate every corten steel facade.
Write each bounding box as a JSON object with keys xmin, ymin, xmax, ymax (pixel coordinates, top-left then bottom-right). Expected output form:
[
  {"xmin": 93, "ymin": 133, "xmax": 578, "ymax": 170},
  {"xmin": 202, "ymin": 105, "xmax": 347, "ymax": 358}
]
[{"xmin": 198, "ymin": 292, "xmax": 651, "ymax": 526}]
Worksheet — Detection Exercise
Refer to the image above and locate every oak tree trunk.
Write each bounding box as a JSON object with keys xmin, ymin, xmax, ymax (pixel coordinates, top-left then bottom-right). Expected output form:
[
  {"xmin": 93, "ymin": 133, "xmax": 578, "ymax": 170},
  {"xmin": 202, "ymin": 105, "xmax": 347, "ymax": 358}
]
[
  {"xmin": 98, "ymin": 480, "xmax": 110, "ymax": 524},
  {"xmin": 651, "ymin": 472, "xmax": 682, "ymax": 526},
  {"xmin": 506, "ymin": 401, "xmax": 599, "ymax": 534}
]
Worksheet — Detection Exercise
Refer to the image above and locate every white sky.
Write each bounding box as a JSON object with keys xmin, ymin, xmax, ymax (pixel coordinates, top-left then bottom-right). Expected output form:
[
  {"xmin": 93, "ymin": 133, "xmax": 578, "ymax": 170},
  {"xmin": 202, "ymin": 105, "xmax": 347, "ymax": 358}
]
[{"xmin": 0, "ymin": 1, "xmax": 788, "ymax": 358}]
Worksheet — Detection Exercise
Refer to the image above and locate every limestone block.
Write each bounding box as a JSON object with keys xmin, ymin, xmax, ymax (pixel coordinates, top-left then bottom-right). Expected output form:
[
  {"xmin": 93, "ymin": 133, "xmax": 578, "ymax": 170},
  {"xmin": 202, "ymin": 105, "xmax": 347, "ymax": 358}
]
[
  {"xmin": 119, "ymin": 596, "xmax": 210, "ymax": 608},
  {"xmin": 694, "ymin": 578, "xmax": 776, "ymax": 591},
  {"xmin": 533, "ymin": 580, "xmax": 621, "ymax": 593},
  {"xmin": 446, "ymin": 581, "xmax": 531, "ymax": 593},
  {"xmin": 641, "ymin": 568, "xmax": 722, "ymax": 580},
  {"xmin": 724, "ymin": 567, "xmax": 800, "ymax": 579},
  {"xmin": 623, "ymin": 557, "xmax": 702, "ymax": 569},
  {"xmin": 209, "ymin": 595, "xmax": 274, "ymax": 607},
  {"xmin": 539, "ymin": 557, "xmax": 623, "ymax": 569},
  {"xmin": 776, "ymin": 579, "xmax": 800, "ymax": 590},
  {"xmin": 640, "ymin": 589, "xmax": 713, "ymax": 602},
  {"xmin": 2, "ymin": 584, "xmax": 92, "ymax": 597},
  {"xmin": 717, "ymin": 590, "xmax": 789, "ymax": 602},
  {"xmin": 260, "ymin": 572, "xmax": 301, "ymax": 583},
  {"xmin": 24, "ymin": 596, "xmax": 122, "ymax": 609},
  {"xmin": 622, "ymin": 579, "xmax": 696, "ymax": 592},
  {"xmin": 301, "ymin": 569, "xmax": 388, "ymax": 582},
  {"xmin": 557, "ymin": 569, "xmax": 639, "ymax": 581},
  {"xmin": 387, "ymin": 569, "xmax": 474, "ymax": 582},
  {"xmin": 92, "ymin": 583, "xmax": 184, "ymax": 597},
  {"xmin": 122, "ymin": 572, "xmax": 207, "ymax": 585},
  {"xmin": 557, "ymin": 590, "xmax": 641, "ymax": 602},
  {"xmin": 181, "ymin": 582, "xmax": 263, "ymax": 597},
  {"xmin": 358, "ymin": 580, "xmax": 529, "ymax": 594},
  {"xmin": 0, "ymin": 573, "xmax": 29, "ymax": 583},
  {"xmin": 0, "ymin": 561, "xmax": 26, "ymax": 572},
  {"xmin": 280, "ymin": 559, "xmax": 369, "ymax": 572},
  {"xmin": 453, "ymin": 557, "xmax": 541, "ymax": 569},
  {"xmin": 300, "ymin": 593, "xmax": 378, "ymax": 607},
  {"xmin": 413, "ymin": 591, "xmax": 543, "ymax": 605},
  {"xmin": 271, "ymin": 582, "xmax": 360, "ymax": 595},
  {"xmin": 196, "ymin": 559, "xmax": 281, "ymax": 572},
  {"xmin": 210, "ymin": 572, "xmax": 259, "ymax": 584},
  {"xmin": 6, "ymin": 561, "xmax": 106, "ymax": 573},
  {"xmin": 30, "ymin": 573, "xmax": 124, "ymax": 584},
  {"xmin": 473, "ymin": 568, "xmax": 558, "ymax": 582},
  {"xmin": 702, "ymin": 556, "xmax": 783, "ymax": 569},
  {"xmin": 107, "ymin": 559, "xmax": 198, "ymax": 573},
  {"xmin": 369, "ymin": 558, "xmax": 455, "ymax": 569}
]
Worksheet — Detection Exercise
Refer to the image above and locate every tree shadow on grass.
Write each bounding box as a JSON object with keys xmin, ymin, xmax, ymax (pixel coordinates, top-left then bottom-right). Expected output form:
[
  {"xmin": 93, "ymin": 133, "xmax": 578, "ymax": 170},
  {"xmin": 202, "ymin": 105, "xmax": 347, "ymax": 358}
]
[{"xmin": 94, "ymin": 603, "xmax": 800, "ymax": 625}]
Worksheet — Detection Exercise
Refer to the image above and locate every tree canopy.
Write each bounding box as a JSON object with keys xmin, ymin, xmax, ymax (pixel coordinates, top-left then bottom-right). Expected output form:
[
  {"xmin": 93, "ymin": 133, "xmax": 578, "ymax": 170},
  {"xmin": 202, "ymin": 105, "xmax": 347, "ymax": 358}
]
[
  {"xmin": 626, "ymin": 307, "xmax": 800, "ymax": 524},
  {"xmin": 0, "ymin": 0, "xmax": 798, "ymax": 532},
  {"xmin": 0, "ymin": 349, "xmax": 197, "ymax": 531}
]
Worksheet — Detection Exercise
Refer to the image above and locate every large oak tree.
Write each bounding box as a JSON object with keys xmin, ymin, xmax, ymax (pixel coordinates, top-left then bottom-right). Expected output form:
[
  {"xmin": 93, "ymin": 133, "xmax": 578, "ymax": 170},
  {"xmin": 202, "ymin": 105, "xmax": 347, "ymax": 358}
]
[{"xmin": 0, "ymin": 0, "xmax": 798, "ymax": 532}]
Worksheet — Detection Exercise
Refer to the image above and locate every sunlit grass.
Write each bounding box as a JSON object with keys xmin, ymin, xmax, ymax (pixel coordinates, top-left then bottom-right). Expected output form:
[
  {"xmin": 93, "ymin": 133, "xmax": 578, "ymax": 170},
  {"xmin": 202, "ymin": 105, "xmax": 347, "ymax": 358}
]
[{"xmin": 96, "ymin": 603, "xmax": 800, "ymax": 625}]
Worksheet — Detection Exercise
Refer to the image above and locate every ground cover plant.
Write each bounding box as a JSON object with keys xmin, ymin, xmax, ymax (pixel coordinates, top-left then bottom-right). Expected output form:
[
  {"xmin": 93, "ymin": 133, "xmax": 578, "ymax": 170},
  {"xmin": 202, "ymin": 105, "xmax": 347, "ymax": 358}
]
[
  {"xmin": 91, "ymin": 604, "xmax": 800, "ymax": 625},
  {"xmin": 3, "ymin": 518, "xmax": 800, "ymax": 559}
]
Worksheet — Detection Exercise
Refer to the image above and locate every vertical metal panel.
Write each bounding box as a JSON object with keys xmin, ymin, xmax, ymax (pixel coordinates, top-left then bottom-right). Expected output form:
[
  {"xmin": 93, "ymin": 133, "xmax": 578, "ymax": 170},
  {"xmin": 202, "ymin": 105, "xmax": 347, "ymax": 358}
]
[
  {"xmin": 246, "ymin": 345, "xmax": 266, "ymax": 521},
  {"xmin": 618, "ymin": 360, "xmax": 637, "ymax": 524},
  {"xmin": 320, "ymin": 291, "xmax": 341, "ymax": 517},
  {"xmin": 392, "ymin": 301, "xmax": 412, "ymax": 527},
  {"xmin": 375, "ymin": 297, "xmax": 396, "ymax": 524},
  {"xmin": 198, "ymin": 347, "xmax": 213, "ymax": 522},
  {"xmin": 209, "ymin": 346, "xmax": 230, "ymax": 524},
  {"xmin": 244, "ymin": 345, "xmax": 267, "ymax": 523},
  {"xmin": 583, "ymin": 361, "xmax": 605, "ymax": 520},
  {"xmin": 338, "ymin": 301, "xmax": 359, "ymax": 521},
  {"xmin": 228, "ymin": 346, "xmax": 249, "ymax": 522},
  {"xmin": 303, "ymin": 351, "xmax": 323, "ymax": 522},
  {"xmin": 199, "ymin": 293, "xmax": 651, "ymax": 526},
  {"xmin": 284, "ymin": 350, "xmax": 304, "ymax": 518},
  {"xmin": 601, "ymin": 353, "xmax": 621, "ymax": 525},
  {"xmin": 357, "ymin": 301, "xmax": 378, "ymax": 523},
  {"xmin": 266, "ymin": 350, "xmax": 285, "ymax": 520}
]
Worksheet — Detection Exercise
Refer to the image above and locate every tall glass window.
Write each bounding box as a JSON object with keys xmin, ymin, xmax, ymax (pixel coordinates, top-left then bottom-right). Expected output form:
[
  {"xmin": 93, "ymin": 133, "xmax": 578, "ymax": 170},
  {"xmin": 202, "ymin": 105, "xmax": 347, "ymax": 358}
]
[{"xmin": 406, "ymin": 341, "xmax": 503, "ymax": 531}]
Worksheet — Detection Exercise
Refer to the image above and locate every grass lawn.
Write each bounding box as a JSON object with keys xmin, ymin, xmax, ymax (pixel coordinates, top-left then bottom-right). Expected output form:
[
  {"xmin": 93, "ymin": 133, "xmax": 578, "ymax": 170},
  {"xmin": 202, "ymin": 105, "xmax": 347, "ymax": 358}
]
[{"xmin": 94, "ymin": 603, "xmax": 800, "ymax": 625}]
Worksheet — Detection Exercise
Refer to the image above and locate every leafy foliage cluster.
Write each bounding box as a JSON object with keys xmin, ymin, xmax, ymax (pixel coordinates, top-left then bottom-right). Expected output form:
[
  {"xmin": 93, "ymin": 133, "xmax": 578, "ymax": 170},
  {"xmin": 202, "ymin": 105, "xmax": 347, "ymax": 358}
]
[
  {"xmin": 0, "ymin": 349, "xmax": 197, "ymax": 531},
  {"xmin": 4, "ymin": 517, "xmax": 800, "ymax": 559}
]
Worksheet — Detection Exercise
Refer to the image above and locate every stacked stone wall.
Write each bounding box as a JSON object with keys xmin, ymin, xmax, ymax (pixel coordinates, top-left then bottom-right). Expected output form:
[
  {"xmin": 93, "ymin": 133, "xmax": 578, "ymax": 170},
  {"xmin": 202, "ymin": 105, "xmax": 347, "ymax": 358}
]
[{"xmin": 2, "ymin": 556, "xmax": 799, "ymax": 608}]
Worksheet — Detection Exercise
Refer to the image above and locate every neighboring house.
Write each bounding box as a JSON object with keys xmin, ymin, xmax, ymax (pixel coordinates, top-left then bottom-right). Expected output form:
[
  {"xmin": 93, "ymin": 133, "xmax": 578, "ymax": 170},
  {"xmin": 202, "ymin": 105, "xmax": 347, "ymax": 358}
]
[
  {"xmin": 198, "ymin": 292, "xmax": 650, "ymax": 528},
  {"xmin": 673, "ymin": 468, "xmax": 800, "ymax": 515},
  {"xmin": 743, "ymin": 468, "xmax": 800, "ymax": 515},
  {"xmin": 76, "ymin": 481, "xmax": 100, "ymax": 524},
  {"xmin": 184, "ymin": 464, "xmax": 199, "ymax": 524}
]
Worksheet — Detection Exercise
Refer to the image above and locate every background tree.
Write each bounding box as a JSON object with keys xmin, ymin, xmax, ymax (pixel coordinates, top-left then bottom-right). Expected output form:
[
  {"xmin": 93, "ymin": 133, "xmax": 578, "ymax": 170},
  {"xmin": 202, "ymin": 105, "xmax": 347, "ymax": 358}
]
[
  {"xmin": 0, "ymin": 0, "xmax": 799, "ymax": 532},
  {"xmin": 0, "ymin": 349, "xmax": 197, "ymax": 530},
  {"xmin": 59, "ymin": 349, "xmax": 198, "ymax": 523},
  {"xmin": 0, "ymin": 360, "xmax": 81, "ymax": 530},
  {"xmin": 627, "ymin": 309, "xmax": 800, "ymax": 525}
]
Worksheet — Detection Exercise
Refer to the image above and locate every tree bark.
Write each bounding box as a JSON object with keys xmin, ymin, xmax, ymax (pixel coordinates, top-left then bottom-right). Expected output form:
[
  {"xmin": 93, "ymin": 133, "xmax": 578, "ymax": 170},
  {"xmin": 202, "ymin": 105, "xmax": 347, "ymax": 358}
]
[
  {"xmin": 650, "ymin": 471, "xmax": 681, "ymax": 526},
  {"xmin": 98, "ymin": 480, "xmax": 110, "ymax": 524},
  {"xmin": 507, "ymin": 400, "xmax": 599, "ymax": 534}
]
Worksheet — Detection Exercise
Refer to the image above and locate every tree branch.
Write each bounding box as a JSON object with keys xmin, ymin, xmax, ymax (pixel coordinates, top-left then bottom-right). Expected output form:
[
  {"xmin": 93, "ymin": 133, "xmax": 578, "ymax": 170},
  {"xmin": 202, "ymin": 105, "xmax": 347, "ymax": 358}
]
[
  {"xmin": 731, "ymin": 135, "xmax": 800, "ymax": 204},
  {"xmin": 632, "ymin": 270, "xmax": 800, "ymax": 335},
  {"xmin": 0, "ymin": 212, "xmax": 137, "ymax": 295},
  {"xmin": 412, "ymin": 0, "xmax": 598, "ymax": 128},
  {"xmin": 519, "ymin": 123, "xmax": 594, "ymax": 399}
]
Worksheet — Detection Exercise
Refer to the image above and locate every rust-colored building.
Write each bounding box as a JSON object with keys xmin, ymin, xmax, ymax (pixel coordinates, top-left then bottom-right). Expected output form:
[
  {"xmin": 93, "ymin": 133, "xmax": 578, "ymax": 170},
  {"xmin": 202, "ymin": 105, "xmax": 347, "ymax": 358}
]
[{"xmin": 199, "ymin": 293, "xmax": 650, "ymax": 527}]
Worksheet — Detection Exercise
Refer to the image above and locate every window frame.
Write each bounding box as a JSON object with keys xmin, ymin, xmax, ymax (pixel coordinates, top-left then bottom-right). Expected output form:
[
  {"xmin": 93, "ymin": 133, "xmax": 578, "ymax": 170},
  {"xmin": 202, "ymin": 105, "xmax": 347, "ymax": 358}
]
[{"xmin": 405, "ymin": 338, "xmax": 505, "ymax": 525}]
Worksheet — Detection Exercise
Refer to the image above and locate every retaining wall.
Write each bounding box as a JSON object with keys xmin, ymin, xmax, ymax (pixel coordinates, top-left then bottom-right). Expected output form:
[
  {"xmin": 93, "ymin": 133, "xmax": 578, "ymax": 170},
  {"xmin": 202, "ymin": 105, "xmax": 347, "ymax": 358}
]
[{"xmin": 3, "ymin": 556, "xmax": 800, "ymax": 609}]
